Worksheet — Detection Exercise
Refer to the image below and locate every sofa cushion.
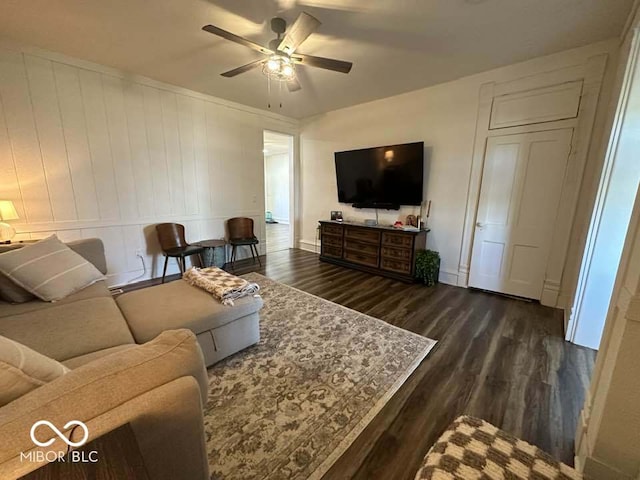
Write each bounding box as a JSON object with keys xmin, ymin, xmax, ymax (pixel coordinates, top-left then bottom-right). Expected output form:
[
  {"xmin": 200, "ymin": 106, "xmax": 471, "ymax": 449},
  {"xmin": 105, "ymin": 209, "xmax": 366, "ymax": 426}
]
[
  {"xmin": 0, "ymin": 280, "xmax": 112, "ymax": 319},
  {"xmin": 0, "ymin": 235, "xmax": 105, "ymax": 302},
  {"xmin": 63, "ymin": 344, "xmax": 137, "ymax": 369},
  {"xmin": 117, "ymin": 280, "xmax": 263, "ymax": 343},
  {"xmin": 0, "ymin": 273, "xmax": 34, "ymax": 303},
  {"xmin": 0, "ymin": 335, "xmax": 69, "ymax": 407},
  {"xmin": 0, "ymin": 297, "xmax": 135, "ymax": 362}
]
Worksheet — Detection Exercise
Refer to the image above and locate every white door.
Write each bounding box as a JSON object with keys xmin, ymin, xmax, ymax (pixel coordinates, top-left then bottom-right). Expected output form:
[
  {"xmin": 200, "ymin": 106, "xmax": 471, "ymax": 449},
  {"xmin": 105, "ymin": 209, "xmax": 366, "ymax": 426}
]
[{"xmin": 469, "ymin": 129, "xmax": 573, "ymax": 299}]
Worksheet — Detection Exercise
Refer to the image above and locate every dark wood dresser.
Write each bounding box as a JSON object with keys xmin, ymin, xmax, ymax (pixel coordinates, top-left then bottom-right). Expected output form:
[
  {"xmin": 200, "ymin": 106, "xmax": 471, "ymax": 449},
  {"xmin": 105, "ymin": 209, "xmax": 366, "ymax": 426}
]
[{"xmin": 319, "ymin": 221, "xmax": 428, "ymax": 282}]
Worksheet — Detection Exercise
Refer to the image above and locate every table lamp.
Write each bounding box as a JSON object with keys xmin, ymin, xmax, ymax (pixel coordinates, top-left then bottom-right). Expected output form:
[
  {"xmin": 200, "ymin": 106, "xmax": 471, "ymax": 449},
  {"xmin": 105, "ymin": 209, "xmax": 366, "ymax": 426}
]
[{"xmin": 0, "ymin": 200, "xmax": 19, "ymax": 243}]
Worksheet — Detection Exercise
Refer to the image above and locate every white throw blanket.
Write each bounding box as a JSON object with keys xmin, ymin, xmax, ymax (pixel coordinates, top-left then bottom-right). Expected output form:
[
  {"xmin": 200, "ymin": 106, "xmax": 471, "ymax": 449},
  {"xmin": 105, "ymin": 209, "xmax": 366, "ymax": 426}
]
[{"xmin": 182, "ymin": 267, "xmax": 260, "ymax": 306}]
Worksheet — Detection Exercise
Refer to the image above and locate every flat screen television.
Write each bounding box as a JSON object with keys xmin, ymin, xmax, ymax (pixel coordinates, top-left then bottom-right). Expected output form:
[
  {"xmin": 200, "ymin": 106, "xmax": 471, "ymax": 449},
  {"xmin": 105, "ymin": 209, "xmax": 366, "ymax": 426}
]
[{"xmin": 334, "ymin": 141, "xmax": 424, "ymax": 209}]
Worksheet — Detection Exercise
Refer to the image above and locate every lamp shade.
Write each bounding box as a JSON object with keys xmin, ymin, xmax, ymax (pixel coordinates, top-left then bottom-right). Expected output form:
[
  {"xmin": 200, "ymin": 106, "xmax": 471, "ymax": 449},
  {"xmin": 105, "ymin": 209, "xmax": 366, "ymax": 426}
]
[{"xmin": 0, "ymin": 201, "xmax": 19, "ymax": 221}]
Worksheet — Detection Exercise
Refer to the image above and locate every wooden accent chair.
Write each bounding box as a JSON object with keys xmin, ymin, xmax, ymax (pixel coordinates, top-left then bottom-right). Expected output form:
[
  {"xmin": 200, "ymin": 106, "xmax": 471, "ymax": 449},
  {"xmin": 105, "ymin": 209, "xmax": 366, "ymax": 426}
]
[
  {"xmin": 227, "ymin": 217, "xmax": 261, "ymax": 270},
  {"xmin": 155, "ymin": 223, "xmax": 204, "ymax": 283}
]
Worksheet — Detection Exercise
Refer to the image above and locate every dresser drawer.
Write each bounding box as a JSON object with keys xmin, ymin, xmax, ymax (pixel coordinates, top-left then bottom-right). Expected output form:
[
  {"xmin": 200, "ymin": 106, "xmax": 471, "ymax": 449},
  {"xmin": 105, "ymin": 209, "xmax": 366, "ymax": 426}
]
[
  {"xmin": 382, "ymin": 232, "xmax": 413, "ymax": 249},
  {"xmin": 344, "ymin": 250, "xmax": 379, "ymax": 268},
  {"xmin": 322, "ymin": 224, "xmax": 344, "ymax": 236},
  {"xmin": 345, "ymin": 227, "xmax": 380, "ymax": 245},
  {"xmin": 322, "ymin": 234, "xmax": 343, "ymax": 247},
  {"xmin": 382, "ymin": 246, "xmax": 412, "ymax": 261},
  {"xmin": 381, "ymin": 257, "xmax": 411, "ymax": 274},
  {"xmin": 322, "ymin": 245, "xmax": 343, "ymax": 259},
  {"xmin": 344, "ymin": 240, "xmax": 379, "ymax": 256}
]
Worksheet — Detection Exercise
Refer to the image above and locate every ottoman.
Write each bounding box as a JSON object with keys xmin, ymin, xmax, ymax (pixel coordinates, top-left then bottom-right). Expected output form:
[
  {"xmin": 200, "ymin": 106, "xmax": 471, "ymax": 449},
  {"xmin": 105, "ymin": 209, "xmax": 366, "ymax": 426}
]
[
  {"xmin": 415, "ymin": 416, "xmax": 583, "ymax": 480},
  {"xmin": 116, "ymin": 280, "xmax": 262, "ymax": 366}
]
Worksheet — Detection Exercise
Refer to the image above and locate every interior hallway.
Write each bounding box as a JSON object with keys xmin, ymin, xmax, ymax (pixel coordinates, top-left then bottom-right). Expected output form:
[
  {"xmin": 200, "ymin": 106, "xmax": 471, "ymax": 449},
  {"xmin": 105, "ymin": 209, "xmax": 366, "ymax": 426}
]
[{"xmin": 265, "ymin": 222, "xmax": 290, "ymax": 253}]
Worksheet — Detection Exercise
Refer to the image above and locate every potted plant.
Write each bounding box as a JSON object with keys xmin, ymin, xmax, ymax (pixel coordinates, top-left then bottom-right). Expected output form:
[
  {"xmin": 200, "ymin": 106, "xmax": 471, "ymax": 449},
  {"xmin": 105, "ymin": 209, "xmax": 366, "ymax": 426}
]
[{"xmin": 415, "ymin": 250, "xmax": 440, "ymax": 286}]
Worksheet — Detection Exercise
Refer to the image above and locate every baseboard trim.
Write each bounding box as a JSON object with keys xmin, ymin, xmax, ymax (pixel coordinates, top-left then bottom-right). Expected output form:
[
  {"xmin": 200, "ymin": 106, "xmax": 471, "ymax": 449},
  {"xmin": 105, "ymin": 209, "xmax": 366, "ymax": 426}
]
[
  {"xmin": 457, "ymin": 265, "xmax": 470, "ymax": 287},
  {"xmin": 439, "ymin": 269, "xmax": 459, "ymax": 287},
  {"xmin": 583, "ymin": 455, "xmax": 634, "ymax": 480},
  {"xmin": 541, "ymin": 279, "xmax": 561, "ymax": 307},
  {"xmin": 298, "ymin": 239, "xmax": 319, "ymax": 254}
]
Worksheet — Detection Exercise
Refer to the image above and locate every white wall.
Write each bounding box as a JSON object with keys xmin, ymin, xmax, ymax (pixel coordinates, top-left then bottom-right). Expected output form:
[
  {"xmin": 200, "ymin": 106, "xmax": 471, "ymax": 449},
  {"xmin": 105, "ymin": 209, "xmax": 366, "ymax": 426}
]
[
  {"xmin": 574, "ymin": 13, "xmax": 640, "ymax": 475},
  {"xmin": 569, "ymin": 30, "xmax": 640, "ymax": 349},
  {"xmin": 264, "ymin": 153, "xmax": 290, "ymax": 224},
  {"xmin": 575, "ymin": 184, "xmax": 640, "ymax": 479},
  {"xmin": 299, "ymin": 40, "xmax": 619, "ymax": 287},
  {"xmin": 0, "ymin": 42, "xmax": 297, "ymax": 286}
]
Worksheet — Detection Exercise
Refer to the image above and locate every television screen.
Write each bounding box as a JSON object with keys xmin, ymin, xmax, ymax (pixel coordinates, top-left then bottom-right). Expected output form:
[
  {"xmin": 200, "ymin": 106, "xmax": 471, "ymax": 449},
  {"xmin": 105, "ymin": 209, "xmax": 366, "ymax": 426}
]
[{"xmin": 334, "ymin": 142, "xmax": 424, "ymax": 207}]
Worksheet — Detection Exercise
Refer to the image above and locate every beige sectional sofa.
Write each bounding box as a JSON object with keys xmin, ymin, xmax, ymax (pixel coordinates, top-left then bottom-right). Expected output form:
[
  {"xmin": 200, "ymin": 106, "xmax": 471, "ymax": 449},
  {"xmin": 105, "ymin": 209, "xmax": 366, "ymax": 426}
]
[{"xmin": 0, "ymin": 238, "xmax": 262, "ymax": 479}]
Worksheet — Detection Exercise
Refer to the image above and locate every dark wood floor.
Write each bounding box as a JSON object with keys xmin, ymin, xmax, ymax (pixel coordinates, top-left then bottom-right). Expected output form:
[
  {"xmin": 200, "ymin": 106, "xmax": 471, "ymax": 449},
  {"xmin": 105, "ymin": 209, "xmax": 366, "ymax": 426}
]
[{"xmin": 135, "ymin": 248, "xmax": 596, "ymax": 479}]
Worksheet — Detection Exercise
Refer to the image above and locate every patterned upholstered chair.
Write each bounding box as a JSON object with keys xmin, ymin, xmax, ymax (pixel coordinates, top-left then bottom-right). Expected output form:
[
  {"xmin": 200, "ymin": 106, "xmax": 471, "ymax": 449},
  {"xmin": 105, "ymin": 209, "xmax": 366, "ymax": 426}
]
[{"xmin": 415, "ymin": 416, "xmax": 583, "ymax": 480}]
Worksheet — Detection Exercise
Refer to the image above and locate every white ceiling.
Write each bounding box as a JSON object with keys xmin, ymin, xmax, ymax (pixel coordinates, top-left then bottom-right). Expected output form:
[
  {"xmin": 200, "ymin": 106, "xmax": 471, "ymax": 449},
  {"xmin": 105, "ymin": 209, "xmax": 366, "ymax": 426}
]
[{"xmin": 0, "ymin": 0, "xmax": 633, "ymax": 119}]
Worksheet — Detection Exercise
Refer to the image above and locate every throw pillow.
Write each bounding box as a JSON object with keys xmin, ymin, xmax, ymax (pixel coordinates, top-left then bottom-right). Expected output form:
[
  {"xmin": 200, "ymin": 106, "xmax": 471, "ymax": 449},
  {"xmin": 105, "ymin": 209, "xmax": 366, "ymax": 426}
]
[
  {"xmin": 0, "ymin": 235, "xmax": 105, "ymax": 302},
  {"xmin": 0, "ymin": 335, "xmax": 69, "ymax": 407},
  {"xmin": 0, "ymin": 244, "xmax": 35, "ymax": 303},
  {"xmin": 0, "ymin": 273, "xmax": 35, "ymax": 303}
]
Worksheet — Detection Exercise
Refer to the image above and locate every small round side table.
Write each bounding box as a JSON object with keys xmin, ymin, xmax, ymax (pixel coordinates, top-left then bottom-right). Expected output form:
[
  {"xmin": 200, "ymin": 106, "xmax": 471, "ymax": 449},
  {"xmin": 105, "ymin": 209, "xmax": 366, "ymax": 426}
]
[{"xmin": 193, "ymin": 239, "xmax": 227, "ymax": 267}]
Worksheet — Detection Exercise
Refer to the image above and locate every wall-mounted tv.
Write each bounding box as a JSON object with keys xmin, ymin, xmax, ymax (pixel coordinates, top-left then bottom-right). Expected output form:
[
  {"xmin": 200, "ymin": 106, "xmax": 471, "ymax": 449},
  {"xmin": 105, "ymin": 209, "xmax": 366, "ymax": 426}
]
[{"xmin": 334, "ymin": 141, "xmax": 424, "ymax": 209}]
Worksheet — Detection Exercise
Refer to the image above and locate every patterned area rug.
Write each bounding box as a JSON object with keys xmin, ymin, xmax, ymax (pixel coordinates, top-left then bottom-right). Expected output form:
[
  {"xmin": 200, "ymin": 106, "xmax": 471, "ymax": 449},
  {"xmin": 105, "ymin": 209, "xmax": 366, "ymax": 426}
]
[{"xmin": 204, "ymin": 273, "xmax": 437, "ymax": 479}]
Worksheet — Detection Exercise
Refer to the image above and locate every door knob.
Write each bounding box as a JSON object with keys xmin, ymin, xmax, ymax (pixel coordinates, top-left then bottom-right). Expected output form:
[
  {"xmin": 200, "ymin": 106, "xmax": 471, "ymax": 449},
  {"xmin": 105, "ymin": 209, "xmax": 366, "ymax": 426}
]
[{"xmin": 476, "ymin": 222, "xmax": 484, "ymax": 229}]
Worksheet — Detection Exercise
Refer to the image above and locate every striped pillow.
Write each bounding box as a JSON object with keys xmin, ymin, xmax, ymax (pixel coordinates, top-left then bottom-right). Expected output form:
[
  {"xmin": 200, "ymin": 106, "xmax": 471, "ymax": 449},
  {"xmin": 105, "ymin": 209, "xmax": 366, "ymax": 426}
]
[
  {"xmin": 0, "ymin": 235, "xmax": 105, "ymax": 302},
  {"xmin": 0, "ymin": 273, "xmax": 35, "ymax": 303},
  {"xmin": 0, "ymin": 335, "xmax": 69, "ymax": 406}
]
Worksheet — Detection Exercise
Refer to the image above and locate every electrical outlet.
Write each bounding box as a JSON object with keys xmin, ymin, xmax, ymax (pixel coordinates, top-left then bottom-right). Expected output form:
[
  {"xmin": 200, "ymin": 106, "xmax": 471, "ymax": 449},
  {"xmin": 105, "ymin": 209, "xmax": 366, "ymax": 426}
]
[{"xmin": 135, "ymin": 248, "xmax": 143, "ymax": 257}]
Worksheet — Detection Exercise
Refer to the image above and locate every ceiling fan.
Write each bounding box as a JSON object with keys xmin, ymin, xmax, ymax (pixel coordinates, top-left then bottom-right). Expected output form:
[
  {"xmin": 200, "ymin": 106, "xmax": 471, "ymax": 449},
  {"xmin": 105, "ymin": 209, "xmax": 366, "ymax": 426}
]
[{"xmin": 202, "ymin": 12, "xmax": 353, "ymax": 92}]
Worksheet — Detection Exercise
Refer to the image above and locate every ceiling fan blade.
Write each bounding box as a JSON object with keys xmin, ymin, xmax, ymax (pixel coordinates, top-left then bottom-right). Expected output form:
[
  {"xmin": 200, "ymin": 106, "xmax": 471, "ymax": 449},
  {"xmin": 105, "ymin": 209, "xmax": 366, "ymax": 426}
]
[
  {"xmin": 277, "ymin": 12, "xmax": 321, "ymax": 55},
  {"xmin": 202, "ymin": 25, "xmax": 273, "ymax": 55},
  {"xmin": 292, "ymin": 53, "xmax": 352, "ymax": 74},
  {"xmin": 221, "ymin": 60, "xmax": 264, "ymax": 78},
  {"xmin": 287, "ymin": 77, "xmax": 302, "ymax": 92}
]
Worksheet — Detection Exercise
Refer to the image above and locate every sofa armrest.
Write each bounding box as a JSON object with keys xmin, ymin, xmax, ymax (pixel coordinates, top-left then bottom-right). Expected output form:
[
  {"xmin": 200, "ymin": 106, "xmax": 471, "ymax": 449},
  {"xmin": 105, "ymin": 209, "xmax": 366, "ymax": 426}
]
[{"xmin": 0, "ymin": 329, "xmax": 209, "ymax": 479}]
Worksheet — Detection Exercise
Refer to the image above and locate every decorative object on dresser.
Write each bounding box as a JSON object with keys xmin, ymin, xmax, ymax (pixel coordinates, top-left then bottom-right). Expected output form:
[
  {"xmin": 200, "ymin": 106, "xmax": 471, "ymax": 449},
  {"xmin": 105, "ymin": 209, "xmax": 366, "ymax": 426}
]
[
  {"xmin": 330, "ymin": 210, "xmax": 343, "ymax": 222},
  {"xmin": 319, "ymin": 220, "xmax": 429, "ymax": 282}
]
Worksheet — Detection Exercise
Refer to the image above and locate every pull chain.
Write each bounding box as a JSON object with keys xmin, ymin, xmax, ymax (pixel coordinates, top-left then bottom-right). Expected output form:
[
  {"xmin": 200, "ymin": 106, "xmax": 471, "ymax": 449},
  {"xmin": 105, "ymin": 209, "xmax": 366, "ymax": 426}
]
[{"xmin": 267, "ymin": 76, "xmax": 272, "ymax": 109}]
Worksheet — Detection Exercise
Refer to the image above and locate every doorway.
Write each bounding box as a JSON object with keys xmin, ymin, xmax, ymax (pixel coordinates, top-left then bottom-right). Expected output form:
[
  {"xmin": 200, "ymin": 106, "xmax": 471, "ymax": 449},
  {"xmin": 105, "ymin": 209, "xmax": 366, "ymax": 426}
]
[
  {"xmin": 567, "ymin": 35, "xmax": 640, "ymax": 350},
  {"xmin": 469, "ymin": 128, "xmax": 573, "ymax": 300},
  {"xmin": 263, "ymin": 131, "xmax": 293, "ymax": 254}
]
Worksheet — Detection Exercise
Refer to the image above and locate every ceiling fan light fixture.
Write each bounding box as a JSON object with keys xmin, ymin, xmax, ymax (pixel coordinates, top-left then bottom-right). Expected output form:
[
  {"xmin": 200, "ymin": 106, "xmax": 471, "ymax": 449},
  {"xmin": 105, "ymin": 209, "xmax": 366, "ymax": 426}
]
[
  {"xmin": 266, "ymin": 56, "xmax": 280, "ymax": 72},
  {"xmin": 203, "ymin": 11, "xmax": 353, "ymax": 93},
  {"xmin": 261, "ymin": 55, "xmax": 296, "ymax": 81},
  {"xmin": 282, "ymin": 64, "xmax": 294, "ymax": 78}
]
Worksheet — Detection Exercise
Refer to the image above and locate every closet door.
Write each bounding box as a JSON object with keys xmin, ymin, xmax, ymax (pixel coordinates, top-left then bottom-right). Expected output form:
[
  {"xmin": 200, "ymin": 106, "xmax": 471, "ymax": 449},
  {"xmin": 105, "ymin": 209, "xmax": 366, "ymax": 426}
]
[{"xmin": 469, "ymin": 128, "xmax": 573, "ymax": 299}]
